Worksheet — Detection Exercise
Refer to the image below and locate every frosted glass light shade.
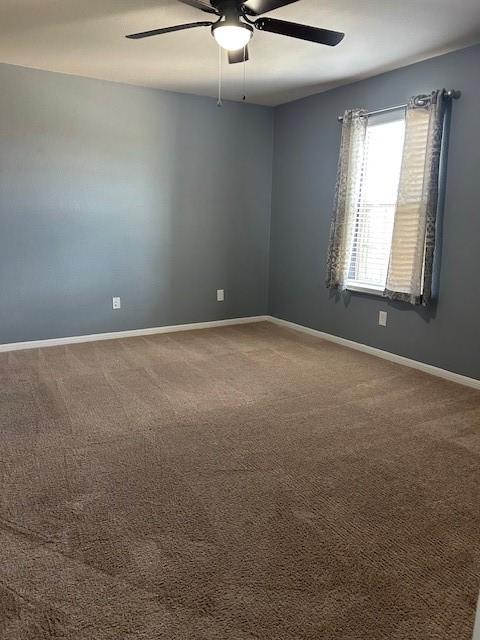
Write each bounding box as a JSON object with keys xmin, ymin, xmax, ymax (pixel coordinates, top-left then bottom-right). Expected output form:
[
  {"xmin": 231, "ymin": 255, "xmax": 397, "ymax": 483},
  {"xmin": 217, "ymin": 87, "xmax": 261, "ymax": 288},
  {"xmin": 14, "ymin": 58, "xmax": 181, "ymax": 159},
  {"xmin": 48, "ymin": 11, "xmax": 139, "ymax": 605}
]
[{"xmin": 213, "ymin": 24, "xmax": 252, "ymax": 51}]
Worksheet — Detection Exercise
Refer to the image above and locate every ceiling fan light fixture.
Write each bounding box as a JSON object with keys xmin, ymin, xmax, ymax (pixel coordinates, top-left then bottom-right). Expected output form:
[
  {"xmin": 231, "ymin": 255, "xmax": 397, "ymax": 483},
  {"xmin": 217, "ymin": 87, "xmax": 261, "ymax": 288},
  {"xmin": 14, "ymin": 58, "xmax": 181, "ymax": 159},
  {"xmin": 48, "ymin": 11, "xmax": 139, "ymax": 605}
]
[{"xmin": 212, "ymin": 21, "xmax": 253, "ymax": 51}]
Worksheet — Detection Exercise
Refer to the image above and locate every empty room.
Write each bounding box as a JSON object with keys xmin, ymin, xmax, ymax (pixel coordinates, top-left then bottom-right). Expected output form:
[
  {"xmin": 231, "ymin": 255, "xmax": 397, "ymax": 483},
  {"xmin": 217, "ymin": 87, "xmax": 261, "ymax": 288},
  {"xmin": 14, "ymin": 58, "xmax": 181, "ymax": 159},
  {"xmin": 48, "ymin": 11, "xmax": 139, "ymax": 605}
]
[{"xmin": 1, "ymin": 1, "xmax": 480, "ymax": 638}]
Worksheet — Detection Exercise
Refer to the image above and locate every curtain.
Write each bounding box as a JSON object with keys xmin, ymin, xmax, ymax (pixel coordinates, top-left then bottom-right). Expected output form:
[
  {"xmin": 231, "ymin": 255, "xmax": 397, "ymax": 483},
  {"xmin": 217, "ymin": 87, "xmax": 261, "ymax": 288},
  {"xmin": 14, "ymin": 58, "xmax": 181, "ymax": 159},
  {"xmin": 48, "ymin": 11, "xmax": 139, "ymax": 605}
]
[
  {"xmin": 326, "ymin": 108, "xmax": 367, "ymax": 289},
  {"xmin": 385, "ymin": 90, "xmax": 447, "ymax": 305}
]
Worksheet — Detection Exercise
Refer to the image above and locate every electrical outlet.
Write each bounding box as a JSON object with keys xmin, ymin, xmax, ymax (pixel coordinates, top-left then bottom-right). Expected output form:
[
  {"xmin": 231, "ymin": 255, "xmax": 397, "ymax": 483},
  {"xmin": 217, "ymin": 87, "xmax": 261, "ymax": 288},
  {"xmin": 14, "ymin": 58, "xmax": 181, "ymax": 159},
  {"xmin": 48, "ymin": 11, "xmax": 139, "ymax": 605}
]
[
  {"xmin": 378, "ymin": 310, "xmax": 387, "ymax": 327},
  {"xmin": 217, "ymin": 289, "xmax": 225, "ymax": 302},
  {"xmin": 112, "ymin": 297, "xmax": 121, "ymax": 310}
]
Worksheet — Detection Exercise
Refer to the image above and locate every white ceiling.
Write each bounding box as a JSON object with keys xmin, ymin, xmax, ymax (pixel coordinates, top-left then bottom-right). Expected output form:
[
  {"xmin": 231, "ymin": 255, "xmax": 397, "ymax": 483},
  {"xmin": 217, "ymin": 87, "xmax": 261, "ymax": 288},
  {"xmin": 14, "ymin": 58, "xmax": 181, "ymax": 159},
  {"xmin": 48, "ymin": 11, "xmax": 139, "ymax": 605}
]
[{"xmin": 1, "ymin": 0, "xmax": 480, "ymax": 106}]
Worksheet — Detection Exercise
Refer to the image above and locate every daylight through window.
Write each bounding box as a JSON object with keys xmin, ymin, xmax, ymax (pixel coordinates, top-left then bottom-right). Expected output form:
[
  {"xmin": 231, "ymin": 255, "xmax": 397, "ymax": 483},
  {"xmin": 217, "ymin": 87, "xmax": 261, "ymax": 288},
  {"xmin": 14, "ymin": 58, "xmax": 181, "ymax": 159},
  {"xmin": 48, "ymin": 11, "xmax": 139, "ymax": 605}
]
[{"xmin": 346, "ymin": 111, "xmax": 405, "ymax": 292}]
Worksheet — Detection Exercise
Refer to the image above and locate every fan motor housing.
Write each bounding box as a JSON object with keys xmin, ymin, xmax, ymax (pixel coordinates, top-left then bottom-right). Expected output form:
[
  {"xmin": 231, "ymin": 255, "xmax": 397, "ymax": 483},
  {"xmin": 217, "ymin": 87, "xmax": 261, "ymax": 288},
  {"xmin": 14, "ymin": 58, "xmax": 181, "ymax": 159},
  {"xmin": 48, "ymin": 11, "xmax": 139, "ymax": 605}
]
[
  {"xmin": 211, "ymin": 18, "xmax": 253, "ymax": 36},
  {"xmin": 211, "ymin": 0, "xmax": 245, "ymax": 16}
]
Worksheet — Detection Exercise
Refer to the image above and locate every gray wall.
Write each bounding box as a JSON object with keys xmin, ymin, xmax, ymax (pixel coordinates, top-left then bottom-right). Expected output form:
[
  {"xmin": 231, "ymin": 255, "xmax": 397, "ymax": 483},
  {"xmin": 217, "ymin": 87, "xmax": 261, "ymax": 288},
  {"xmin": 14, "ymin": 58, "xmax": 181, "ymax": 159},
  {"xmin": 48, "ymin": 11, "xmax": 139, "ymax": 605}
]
[
  {"xmin": 0, "ymin": 63, "xmax": 273, "ymax": 343},
  {"xmin": 269, "ymin": 44, "xmax": 480, "ymax": 379},
  {"xmin": 2, "ymin": 46, "xmax": 480, "ymax": 379}
]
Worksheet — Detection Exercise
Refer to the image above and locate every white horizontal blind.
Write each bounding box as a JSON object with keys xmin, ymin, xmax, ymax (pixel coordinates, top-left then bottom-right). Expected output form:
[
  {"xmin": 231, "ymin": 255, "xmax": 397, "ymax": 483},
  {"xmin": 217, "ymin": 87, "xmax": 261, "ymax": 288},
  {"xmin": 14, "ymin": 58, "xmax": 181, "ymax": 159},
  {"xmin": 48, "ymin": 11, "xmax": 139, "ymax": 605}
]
[{"xmin": 346, "ymin": 111, "xmax": 405, "ymax": 290}]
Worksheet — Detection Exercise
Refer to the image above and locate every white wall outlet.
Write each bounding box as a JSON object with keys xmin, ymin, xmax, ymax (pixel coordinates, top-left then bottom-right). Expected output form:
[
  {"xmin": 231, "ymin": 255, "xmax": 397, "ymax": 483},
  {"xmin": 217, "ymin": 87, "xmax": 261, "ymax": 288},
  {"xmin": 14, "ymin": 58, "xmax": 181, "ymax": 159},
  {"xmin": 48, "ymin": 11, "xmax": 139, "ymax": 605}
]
[
  {"xmin": 379, "ymin": 310, "xmax": 387, "ymax": 327},
  {"xmin": 112, "ymin": 297, "xmax": 121, "ymax": 310},
  {"xmin": 216, "ymin": 289, "xmax": 225, "ymax": 302}
]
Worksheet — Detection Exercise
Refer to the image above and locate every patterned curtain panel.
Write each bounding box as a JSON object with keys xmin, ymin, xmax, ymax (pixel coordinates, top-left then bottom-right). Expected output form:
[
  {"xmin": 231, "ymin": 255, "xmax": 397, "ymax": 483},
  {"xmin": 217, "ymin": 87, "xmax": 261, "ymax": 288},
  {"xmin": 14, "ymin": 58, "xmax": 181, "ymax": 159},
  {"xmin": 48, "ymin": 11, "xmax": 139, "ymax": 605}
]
[
  {"xmin": 326, "ymin": 109, "xmax": 367, "ymax": 289},
  {"xmin": 385, "ymin": 90, "xmax": 447, "ymax": 305}
]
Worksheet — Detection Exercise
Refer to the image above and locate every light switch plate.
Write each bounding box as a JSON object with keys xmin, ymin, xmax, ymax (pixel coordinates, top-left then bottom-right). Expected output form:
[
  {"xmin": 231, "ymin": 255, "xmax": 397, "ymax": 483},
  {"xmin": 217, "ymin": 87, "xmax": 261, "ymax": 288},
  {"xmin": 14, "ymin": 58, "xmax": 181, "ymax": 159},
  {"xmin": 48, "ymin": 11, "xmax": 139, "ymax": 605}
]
[
  {"xmin": 112, "ymin": 297, "xmax": 121, "ymax": 310},
  {"xmin": 379, "ymin": 310, "xmax": 387, "ymax": 327},
  {"xmin": 217, "ymin": 289, "xmax": 225, "ymax": 302}
]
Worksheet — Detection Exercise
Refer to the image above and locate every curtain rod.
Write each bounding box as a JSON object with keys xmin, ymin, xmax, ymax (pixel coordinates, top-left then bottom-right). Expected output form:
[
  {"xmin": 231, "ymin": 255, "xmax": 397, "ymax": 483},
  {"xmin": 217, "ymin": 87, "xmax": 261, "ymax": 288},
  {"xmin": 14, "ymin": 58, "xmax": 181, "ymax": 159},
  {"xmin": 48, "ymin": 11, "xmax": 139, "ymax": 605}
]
[{"xmin": 337, "ymin": 89, "xmax": 461, "ymax": 122}]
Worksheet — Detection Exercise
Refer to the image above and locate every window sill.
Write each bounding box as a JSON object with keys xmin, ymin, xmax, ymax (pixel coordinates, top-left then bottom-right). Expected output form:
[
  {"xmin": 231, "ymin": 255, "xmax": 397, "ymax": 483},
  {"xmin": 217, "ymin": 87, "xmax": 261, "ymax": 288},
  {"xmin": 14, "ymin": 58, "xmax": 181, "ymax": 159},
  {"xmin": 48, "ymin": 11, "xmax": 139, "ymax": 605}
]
[{"xmin": 346, "ymin": 283, "xmax": 385, "ymax": 297}]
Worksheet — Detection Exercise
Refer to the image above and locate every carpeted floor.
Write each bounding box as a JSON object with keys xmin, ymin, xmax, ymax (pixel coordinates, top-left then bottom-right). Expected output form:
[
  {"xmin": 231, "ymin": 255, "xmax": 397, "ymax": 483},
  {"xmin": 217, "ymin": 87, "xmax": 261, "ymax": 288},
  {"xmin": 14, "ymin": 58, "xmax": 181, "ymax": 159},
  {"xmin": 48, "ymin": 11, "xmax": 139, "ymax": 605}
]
[{"xmin": 0, "ymin": 321, "xmax": 479, "ymax": 640}]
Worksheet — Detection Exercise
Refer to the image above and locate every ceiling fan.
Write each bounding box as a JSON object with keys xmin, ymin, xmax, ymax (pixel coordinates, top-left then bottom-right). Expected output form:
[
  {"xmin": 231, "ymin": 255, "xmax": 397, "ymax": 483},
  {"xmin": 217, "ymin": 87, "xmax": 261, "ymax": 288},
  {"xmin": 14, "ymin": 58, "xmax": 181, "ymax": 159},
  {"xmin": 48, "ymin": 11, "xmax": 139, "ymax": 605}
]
[{"xmin": 126, "ymin": 0, "xmax": 344, "ymax": 64}]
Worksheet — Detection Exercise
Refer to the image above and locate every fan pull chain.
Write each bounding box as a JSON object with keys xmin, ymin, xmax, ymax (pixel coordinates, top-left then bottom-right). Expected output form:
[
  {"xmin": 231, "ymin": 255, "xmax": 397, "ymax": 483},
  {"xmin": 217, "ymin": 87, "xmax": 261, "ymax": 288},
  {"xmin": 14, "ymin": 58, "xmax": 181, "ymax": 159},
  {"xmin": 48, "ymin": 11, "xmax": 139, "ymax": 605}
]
[
  {"xmin": 217, "ymin": 46, "xmax": 223, "ymax": 107},
  {"xmin": 242, "ymin": 46, "xmax": 247, "ymax": 102}
]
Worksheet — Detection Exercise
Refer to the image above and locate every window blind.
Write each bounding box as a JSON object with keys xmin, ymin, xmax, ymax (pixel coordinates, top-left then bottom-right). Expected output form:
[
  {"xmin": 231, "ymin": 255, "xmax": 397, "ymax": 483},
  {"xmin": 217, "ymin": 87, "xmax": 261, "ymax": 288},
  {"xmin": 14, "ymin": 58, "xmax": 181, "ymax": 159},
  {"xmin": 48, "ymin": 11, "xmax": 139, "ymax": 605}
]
[{"xmin": 346, "ymin": 111, "xmax": 405, "ymax": 290}]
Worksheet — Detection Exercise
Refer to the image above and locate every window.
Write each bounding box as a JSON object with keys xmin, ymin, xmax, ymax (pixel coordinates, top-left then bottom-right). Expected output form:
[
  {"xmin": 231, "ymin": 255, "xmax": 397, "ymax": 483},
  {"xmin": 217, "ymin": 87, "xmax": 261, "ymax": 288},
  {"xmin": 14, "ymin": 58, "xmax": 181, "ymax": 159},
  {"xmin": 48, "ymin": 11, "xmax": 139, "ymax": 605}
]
[
  {"xmin": 327, "ymin": 91, "xmax": 450, "ymax": 306},
  {"xmin": 346, "ymin": 111, "xmax": 405, "ymax": 293}
]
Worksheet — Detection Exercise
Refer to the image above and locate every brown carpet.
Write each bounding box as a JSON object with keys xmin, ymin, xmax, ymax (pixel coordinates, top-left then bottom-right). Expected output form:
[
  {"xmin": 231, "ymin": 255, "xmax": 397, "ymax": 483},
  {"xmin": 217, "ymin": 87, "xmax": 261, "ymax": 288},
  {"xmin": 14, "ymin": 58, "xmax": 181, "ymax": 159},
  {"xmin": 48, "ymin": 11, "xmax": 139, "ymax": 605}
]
[{"xmin": 0, "ymin": 321, "xmax": 479, "ymax": 639}]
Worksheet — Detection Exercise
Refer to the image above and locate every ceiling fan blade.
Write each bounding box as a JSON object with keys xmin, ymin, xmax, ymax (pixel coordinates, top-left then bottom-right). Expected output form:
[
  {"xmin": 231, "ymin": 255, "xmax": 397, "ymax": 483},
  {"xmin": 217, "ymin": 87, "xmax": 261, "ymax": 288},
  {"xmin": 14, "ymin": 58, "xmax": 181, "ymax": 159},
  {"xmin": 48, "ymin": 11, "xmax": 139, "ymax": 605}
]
[
  {"xmin": 126, "ymin": 21, "xmax": 213, "ymax": 39},
  {"xmin": 177, "ymin": 0, "xmax": 218, "ymax": 14},
  {"xmin": 255, "ymin": 17, "xmax": 344, "ymax": 46},
  {"xmin": 228, "ymin": 46, "xmax": 250, "ymax": 64},
  {"xmin": 243, "ymin": 0, "xmax": 299, "ymax": 16}
]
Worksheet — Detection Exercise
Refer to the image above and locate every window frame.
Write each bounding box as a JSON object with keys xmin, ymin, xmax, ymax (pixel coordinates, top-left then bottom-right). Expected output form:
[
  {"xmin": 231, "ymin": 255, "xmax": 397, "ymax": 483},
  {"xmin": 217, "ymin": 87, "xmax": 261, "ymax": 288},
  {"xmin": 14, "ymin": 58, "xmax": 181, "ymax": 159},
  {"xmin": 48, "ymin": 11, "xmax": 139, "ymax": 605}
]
[{"xmin": 344, "ymin": 108, "xmax": 406, "ymax": 297}]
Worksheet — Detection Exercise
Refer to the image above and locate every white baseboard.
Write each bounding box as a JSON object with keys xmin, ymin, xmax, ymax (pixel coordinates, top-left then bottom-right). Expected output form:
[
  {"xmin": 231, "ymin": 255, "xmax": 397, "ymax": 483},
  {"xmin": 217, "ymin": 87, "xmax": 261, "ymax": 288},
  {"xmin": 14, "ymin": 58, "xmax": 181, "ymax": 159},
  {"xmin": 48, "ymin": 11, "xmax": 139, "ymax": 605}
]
[
  {"xmin": 473, "ymin": 597, "xmax": 480, "ymax": 640},
  {"xmin": 267, "ymin": 316, "xmax": 480, "ymax": 391},
  {"xmin": 0, "ymin": 316, "xmax": 270, "ymax": 353},
  {"xmin": 3, "ymin": 314, "xmax": 479, "ymax": 392}
]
